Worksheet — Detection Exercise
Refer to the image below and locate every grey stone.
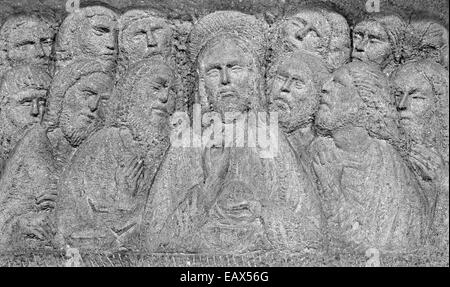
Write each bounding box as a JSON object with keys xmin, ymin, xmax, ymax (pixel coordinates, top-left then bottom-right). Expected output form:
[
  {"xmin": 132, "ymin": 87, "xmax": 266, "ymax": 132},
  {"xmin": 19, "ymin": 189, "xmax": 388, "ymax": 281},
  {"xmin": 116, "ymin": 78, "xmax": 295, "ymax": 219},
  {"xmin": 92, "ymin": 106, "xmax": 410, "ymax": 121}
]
[
  {"xmin": 391, "ymin": 60, "xmax": 449, "ymax": 249},
  {"xmin": 311, "ymin": 61, "xmax": 427, "ymax": 252}
]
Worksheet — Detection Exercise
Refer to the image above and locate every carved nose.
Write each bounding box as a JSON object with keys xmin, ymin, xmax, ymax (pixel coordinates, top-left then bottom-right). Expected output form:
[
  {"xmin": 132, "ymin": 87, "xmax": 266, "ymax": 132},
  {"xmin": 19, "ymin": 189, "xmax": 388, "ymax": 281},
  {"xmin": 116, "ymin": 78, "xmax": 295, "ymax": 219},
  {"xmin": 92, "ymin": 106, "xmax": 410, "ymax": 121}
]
[
  {"xmin": 30, "ymin": 98, "xmax": 40, "ymax": 117},
  {"xmin": 220, "ymin": 68, "xmax": 230, "ymax": 85},
  {"xmin": 397, "ymin": 94, "xmax": 409, "ymax": 110},
  {"xmin": 281, "ymin": 79, "xmax": 291, "ymax": 92},
  {"xmin": 158, "ymin": 89, "xmax": 169, "ymax": 103},
  {"xmin": 354, "ymin": 38, "xmax": 367, "ymax": 52},
  {"xmin": 88, "ymin": 95, "xmax": 102, "ymax": 112},
  {"xmin": 147, "ymin": 32, "xmax": 157, "ymax": 47}
]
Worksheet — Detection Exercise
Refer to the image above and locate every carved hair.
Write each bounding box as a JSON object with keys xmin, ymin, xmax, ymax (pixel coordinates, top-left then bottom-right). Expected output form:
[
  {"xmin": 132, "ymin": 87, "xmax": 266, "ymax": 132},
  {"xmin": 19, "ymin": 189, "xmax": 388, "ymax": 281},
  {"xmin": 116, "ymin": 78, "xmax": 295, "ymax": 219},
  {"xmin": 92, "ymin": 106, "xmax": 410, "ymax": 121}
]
[
  {"xmin": 271, "ymin": 3, "xmax": 351, "ymax": 70},
  {"xmin": 189, "ymin": 11, "xmax": 268, "ymax": 114},
  {"xmin": 194, "ymin": 34, "xmax": 266, "ymax": 115},
  {"xmin": 0, "ymin": 12, "xmax": 58, "ymax": 71},
  {"xmin": 188, "ymin": 11, "xmax": 268, "ymax": 66},
  {"xmin": 407, "ymin": 11, "xmax": 449, "ymax": 66},
  {"xmin": 110, "ymin": 58, "xmax": 177, "ymax": 127},
  {"xmin": 118, "ymin": 9, "xmax": 174, "ymax": 70},
  {"xmin": 0, "ymin": 65, "xmax": 51, "ymax": 161},
  {"xmin": 343, "ymin": 61, "xmax": 400, "ymax": 143},
  {"xmin": 391, "ymin": 60, "xmax": 449, "ymax": 159},
  {"xmin": 55, "ymin": 4, "xmax": 118, "ymax": 63},
  {"xmin": 44, "ymin": 59, "xmax": 112, "ymax": 131},
  {"xmin": 355, "ymin": 12, "xmax": 407, "ymax": 70}
]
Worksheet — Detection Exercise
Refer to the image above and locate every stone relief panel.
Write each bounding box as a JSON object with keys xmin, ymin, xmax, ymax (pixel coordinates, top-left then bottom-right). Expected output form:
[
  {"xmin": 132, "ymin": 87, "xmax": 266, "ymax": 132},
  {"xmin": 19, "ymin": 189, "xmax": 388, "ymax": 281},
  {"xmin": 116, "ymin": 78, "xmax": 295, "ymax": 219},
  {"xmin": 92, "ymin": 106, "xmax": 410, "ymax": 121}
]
[{"xmin": 0, "ymin": 0, "xmax": 447, "ymax": 265}]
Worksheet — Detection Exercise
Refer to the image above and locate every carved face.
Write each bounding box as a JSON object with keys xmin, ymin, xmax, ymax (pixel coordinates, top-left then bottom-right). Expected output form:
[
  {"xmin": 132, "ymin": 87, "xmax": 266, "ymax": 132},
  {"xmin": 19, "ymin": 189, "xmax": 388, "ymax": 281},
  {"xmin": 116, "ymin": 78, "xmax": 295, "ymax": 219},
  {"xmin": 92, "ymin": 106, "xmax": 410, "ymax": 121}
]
[
  {"xmin": 283, "ymin": 11, "xmax": 330, "ymax": 54},
  {"xmin": 200, "ymin": 38, "xmax": 253, "ymax": 116},
  {"xmin": 269, "ymin": 57, "xmax": 318, "ymax": 131},
  {"xmin": 316, "ymin": 68, "xmax": 363, "ymax": 131},
  {"xmin": 3, "ymin": 87, "xmax": 47, "ymax": 131},
  {"xmin": 4, "ymin": 18, "xmax": 55, "ymax": 67},
  {"xmin": 392, "ymin": 66, "xmax": 435, "ymax": 141},
  {"xmin": 77, "ymin": 13, "xmax": 117, "ymax": 59},
  {"xmin": 60, "ymin": 72, "xmax": 111, "ymax": 146},
  {"xmin": 120, "ymin": 15, "xmax": 172, "ymax": 64},
  {"xmin": 352, "ymin": 21, "xmax": 391, "ymax": 66},
  {"xmin": 130, "ymin": 65, "xmax": 175, "ymax": 127}
]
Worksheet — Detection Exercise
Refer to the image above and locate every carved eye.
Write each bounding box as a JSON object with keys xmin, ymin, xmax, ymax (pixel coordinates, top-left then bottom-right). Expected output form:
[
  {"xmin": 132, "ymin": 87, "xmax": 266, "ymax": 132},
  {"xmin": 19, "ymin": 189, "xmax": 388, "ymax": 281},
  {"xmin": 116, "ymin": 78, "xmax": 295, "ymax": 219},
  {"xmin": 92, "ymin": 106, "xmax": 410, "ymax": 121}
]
[
  {"xmin": 134, "ymin": 30, "xmax": 146, "ymax": 37},
  {"xmin": 206, "ymin": 68, "xmax": 220, "ymax": 78},
  {"xmin": 229, "ymin": 65, "xmax": 243, "ymax": 73},
  {"xmin": 368, "ymin": 34, "xmax": 383, "ymax": 44},
  {"xmin": 40, "ymin": 38, "xmax": 53, "ymax": 45},
  {"xmin": 19, "ymin": 99, "xmax": 32, "ymax": 106},
  {"xmin": 276, "ymin": 74, "xmax": 286, "ymax": 82},
  {"xmin": 353, "ymin": 31, "xmax": 364, "ymax": 39},
  {"xmin": 82, "ymin": 90, "xmax": 97, "ymax": 99},
  {"xmin": 16, "ymin": 40, "xmax": 35, "ymax": 48},
  {"xmin": 93, "ymin": 26, "xmax": 110, "ymax": 35},
  {"xmin": 409, "ymin": 90, "xmax": 425, "ymax": 99},
  {"xmin": 292, "ymin": 79, "xmax": 305, "ymax": 89}
]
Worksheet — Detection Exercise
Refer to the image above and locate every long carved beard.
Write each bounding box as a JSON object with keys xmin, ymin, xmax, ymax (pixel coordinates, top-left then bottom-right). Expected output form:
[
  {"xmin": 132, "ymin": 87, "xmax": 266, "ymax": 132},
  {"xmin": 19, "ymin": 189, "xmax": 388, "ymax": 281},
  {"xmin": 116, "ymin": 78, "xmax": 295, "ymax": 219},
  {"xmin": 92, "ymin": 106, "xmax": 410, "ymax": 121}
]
[
  {"xmin": 127, "ymin": 113, "xmax": 171, "ymax": 174},
  {"xmin": 60, "ymin": 113, "xmax": 103, "ymax": 148}
]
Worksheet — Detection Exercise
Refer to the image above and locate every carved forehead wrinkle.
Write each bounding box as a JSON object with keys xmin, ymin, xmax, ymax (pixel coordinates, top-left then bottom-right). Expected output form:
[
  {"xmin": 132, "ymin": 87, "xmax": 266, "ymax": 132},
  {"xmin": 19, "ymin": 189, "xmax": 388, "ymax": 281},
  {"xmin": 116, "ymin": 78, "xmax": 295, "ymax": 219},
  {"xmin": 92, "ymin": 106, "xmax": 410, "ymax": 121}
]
[{"xmin": 120, "ymin": 10, "xmax": 169, "ymax": 32}]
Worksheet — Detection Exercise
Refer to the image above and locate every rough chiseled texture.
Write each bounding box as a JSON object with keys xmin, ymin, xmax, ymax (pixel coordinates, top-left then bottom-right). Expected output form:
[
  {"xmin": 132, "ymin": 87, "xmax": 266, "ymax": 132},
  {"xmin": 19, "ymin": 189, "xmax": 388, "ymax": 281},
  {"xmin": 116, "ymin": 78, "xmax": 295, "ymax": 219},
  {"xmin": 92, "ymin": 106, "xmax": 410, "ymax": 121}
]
[{"xmin": 0, "ymin": 0, "xmax": 448, "ymax": 266}]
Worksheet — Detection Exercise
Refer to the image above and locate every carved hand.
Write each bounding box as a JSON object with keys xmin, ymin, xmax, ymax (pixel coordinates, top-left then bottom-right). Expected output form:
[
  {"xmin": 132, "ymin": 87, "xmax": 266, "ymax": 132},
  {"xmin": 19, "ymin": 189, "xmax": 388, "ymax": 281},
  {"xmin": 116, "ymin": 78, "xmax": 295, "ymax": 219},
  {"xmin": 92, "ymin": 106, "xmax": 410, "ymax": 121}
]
[
  {"xmin": 116, "ymin": 156, "xmax": 145, "ymax": 197},
  {"xmin": 199, "ymin": 146, "xmax": 231, "ymax": 214},
  {"xmin": 409, "ymin": 144, "xmax": 445, "ymax": 181},
  {"xmin": 17, "ymin": 213, "xmax": 54, "ymax": 241}
]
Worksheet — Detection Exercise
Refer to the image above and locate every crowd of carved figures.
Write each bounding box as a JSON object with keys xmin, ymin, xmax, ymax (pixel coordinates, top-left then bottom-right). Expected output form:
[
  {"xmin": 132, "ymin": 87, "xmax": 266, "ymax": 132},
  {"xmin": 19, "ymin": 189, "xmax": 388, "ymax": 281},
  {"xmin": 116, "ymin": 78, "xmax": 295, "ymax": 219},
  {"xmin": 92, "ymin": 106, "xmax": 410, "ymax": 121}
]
[{"xmin": 0, "ymin": 2, "xmax": 448, "ymax": 256}]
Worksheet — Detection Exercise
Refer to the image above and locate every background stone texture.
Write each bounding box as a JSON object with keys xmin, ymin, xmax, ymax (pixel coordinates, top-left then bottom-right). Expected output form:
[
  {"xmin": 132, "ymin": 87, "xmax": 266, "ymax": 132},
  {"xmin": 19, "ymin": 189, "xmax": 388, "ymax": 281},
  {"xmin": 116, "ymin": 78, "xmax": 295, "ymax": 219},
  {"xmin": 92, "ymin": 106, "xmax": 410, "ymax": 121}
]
[{"xmin": 0, "ymin": 0, "xmax": 448, "ymax": 25}]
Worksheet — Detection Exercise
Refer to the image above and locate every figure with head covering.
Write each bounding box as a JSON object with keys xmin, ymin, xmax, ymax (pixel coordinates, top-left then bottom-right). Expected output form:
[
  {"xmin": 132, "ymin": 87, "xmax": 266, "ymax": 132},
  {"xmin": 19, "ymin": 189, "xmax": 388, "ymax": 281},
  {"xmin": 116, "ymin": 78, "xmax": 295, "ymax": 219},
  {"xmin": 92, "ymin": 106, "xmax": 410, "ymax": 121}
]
[
  {"xmin": 118, "ymin": 8, "xmax": 174, "ymax": 72},
  {"xmin": 55, "ymin": 59, "xmax": 176, "ymax": 252},
  {"xmin": 391, "ymin": 60, "xmax": 449, "ymax": 248},
  {"xmin": 311, "ymin": 61, "xmax": 426, "ymax": 253},
  {"xmin": 54, "ymin": 3, "xmax": 118, "ymax": 72},
  {"xmin": 0, "ymin": 11, "xmax": 58, "ymax": 78},
  {"xmin": 270, "ymin": 3, "xmax": 351, "ymax": 71},
  {"xmin": 0, "ymin": 65, "xmax": 56, "ymax": 251},
  {"xmin": 44, "ymin": 59, "xmax": 113, "ymax": 167},
  {"xmin": 408, "ymin": 12, "xmax": 449, "ymax": 69},
  {"xmin": 352, "ymin": 12, "xmax": 407, "ymax": 75}
]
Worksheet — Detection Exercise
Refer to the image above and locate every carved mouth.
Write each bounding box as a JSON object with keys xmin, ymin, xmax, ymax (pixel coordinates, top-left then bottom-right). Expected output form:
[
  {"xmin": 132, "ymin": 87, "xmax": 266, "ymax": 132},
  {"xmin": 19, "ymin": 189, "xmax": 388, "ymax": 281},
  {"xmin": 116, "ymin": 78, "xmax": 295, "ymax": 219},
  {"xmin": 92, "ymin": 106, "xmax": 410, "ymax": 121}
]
[
  {"xmin": 152, "ymin": 106, "xmax": 168, "ymax": 115},
  {"xmin": 219, "ymin": 89, "xmax": 237, "ymax": 98},
  {"xmin": 273, "ymin": 98, "xmax": 290, "ymax": 111}
]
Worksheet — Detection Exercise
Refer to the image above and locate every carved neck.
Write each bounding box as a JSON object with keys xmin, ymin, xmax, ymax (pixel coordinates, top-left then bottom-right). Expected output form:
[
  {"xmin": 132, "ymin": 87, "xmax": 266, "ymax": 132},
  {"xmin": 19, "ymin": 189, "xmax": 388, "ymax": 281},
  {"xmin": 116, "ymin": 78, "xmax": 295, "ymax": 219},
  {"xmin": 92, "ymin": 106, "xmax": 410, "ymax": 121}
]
[{"xmin": 332, "ymin": 126, "xmax": 371, "ymax": 153}]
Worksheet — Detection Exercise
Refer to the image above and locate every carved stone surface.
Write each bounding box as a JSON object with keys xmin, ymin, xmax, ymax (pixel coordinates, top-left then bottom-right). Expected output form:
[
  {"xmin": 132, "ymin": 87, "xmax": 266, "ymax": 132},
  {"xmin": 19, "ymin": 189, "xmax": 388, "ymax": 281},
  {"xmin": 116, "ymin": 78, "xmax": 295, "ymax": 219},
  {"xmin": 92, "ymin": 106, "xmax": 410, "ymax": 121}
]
[
  {"xmin": 0, "ymin": 12, "xmax": 58, "ymax": 78},
  {"xmin": 0, "ymin": 0, "xmax": 448, "ymax": 266},
  {"xmin": 54, "ymin": 4, "xmax": 118, "ymax": 72},
  {"xmin": 312, "ymin": 61, "xmax": 426, "ymax": 252},
  {"xmin": 0, "ymin": 65, "xmax": 55, "ymax": 251},
  {"xmin": 391, "ymin": 60, "xmax": 449, "ymax": 248},
  {"xmin": 56, "ymin": 59, "xmax": 175, "ymax": 252}
]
